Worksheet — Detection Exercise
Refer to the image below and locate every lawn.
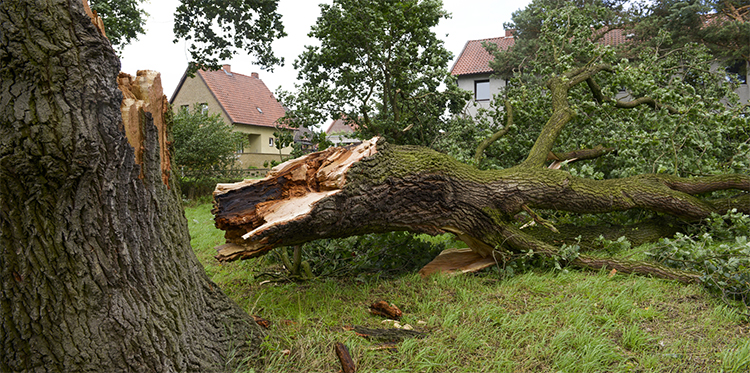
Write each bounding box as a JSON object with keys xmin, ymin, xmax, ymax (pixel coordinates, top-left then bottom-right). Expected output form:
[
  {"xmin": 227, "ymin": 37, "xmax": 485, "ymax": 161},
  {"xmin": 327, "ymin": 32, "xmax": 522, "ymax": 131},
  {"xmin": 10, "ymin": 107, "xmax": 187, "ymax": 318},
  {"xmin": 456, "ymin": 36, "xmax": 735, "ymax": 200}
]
[{"xmin": 185, "ymin": 202, "xmax": 750, "ymax": 373}]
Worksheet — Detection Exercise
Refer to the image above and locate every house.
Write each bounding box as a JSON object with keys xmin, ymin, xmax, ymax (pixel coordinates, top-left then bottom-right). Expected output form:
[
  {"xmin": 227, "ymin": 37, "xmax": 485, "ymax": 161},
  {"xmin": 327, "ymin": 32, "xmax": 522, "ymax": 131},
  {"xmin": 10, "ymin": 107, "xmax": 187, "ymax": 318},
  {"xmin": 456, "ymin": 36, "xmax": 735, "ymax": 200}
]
[
  {"xmin": 451, "ymin": 30, "xmax": 749, "ymax": 116},
  {"xmin": 450, "ymin": 31, "xmax": 517, "ymax": 117},
  {"xmin": 325, "ymin": 117, "xmax": 360, "ymax": 147},
  {"xmin": 450, "ymin": 29, "xmax": 634, "ymax": 117},
  {"xmin": 170, "ymin": 65, "xmax": 290, "ymax": 168}
]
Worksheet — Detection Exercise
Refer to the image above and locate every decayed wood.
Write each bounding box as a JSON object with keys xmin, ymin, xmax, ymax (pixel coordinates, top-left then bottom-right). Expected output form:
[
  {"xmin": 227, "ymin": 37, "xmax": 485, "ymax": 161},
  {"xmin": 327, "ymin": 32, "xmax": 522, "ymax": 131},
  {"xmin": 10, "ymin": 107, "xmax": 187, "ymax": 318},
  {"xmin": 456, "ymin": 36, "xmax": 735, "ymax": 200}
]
[
  {"xmin": 369, "ymin": 301, "xmax": 403, "ymax": 319},
  {"xmin": 81, "ymin": 0, "xmax": 106, "ymax": 38},
  {"xmin": 334, "ymin": 342, "xmax": 356, "ymax": 373},
  {"xmin": 252, "ymin": 315, "xmax": 271, "ymax": 329}
]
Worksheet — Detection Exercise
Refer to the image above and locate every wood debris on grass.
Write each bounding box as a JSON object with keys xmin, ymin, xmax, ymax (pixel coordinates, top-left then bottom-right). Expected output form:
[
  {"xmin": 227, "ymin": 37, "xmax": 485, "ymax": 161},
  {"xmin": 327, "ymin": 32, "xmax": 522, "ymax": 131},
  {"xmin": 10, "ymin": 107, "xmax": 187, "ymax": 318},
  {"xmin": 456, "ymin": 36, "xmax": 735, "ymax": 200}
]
[{"xmin": 369, "ymin": 301, "xmax": 403, "ymax": 319}]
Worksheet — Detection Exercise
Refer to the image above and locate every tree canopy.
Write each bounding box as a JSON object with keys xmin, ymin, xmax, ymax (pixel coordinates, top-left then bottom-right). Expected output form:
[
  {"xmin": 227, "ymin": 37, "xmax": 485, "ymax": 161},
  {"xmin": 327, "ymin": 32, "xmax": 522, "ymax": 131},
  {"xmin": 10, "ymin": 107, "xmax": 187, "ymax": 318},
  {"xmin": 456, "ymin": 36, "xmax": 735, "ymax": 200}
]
[
  {"xmin": 631, "ymin": 0, "xmax": 749, "ymax": 68},
  {"xmin": 439, "ymin": 0, "xmax": 749, "ymax": 179},
  {"xmin": 90, "ymin": 0, "xmax": 286, "ymax": 72},
  {"xmin": 89, "ymin": 0, "xmax": 148, "ymax": 50},
  {"xmin": 280, "ymin": 0, "xmax": 468, "ymax": 146},
  {"xmin": 173, "ymin": 0, "xmax": 286, "ymax": 74}
]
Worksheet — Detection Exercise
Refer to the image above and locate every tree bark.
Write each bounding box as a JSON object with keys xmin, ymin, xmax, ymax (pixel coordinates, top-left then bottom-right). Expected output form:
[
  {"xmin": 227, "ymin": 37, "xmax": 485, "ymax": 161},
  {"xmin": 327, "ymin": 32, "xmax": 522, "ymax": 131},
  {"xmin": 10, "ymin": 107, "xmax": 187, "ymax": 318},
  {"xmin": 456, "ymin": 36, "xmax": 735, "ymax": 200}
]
[
  {"xmin": 0, "ymin": 1, "xmax": 261, "ymax": 372},
  {"xmin": 211, "ymin": 139, "xmax": 748, "ymax": 282}
]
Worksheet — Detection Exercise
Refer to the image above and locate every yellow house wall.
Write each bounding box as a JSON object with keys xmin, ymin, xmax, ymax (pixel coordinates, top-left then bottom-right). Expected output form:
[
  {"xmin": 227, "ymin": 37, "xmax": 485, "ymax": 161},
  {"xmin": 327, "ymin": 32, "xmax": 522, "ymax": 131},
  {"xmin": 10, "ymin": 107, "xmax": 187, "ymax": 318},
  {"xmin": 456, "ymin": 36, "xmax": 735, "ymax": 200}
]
[
  {"xmin": 171, "ymin": 75, "xmax": 231, "ymax": 125},
  {"xmin": 171, "ymin": 75, "xmax": 292, "ymax": 168}
]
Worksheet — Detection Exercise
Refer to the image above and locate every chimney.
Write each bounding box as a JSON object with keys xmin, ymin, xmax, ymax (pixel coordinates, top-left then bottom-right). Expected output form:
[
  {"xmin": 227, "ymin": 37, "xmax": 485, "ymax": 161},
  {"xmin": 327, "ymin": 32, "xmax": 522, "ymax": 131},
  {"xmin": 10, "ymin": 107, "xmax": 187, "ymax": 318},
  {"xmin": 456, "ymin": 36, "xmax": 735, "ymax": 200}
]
[
  {"xmin": 251, "ymin": 72, "xmax": 259, "ymax": 79},
  {"xmin": 222, "ymin": 64, "xmax": 231, "ymax": 73},
  {"xmin": 505, "ymin": 29, "xmax": 515, "ymax": 37}
]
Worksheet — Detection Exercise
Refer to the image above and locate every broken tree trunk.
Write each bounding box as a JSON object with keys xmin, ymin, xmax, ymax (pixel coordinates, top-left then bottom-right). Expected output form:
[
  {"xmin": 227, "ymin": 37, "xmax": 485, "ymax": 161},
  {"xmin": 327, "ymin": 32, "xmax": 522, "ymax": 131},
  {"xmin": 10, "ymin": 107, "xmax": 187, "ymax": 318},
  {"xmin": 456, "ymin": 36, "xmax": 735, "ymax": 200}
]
[
  {"xmin": 212, "ymin": 138, "xmax": 749, "ymax": 282},
  {"xmin": 1, "ymin": 1, "xmax": 262, "ymax": 370}
]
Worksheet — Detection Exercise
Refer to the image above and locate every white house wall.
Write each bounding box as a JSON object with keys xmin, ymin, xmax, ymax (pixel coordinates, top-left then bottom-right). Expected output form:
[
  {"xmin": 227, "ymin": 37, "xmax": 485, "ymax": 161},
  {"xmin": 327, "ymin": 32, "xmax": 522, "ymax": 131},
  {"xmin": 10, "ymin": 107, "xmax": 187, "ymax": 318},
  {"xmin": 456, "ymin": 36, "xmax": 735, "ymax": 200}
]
[
  {"xmin": 456, "ymin": 70, "xmax": 748, "ymax": 119},
  {"xmin": 456, "ymin": 73, "xmax": 506, "ymax": 117}
]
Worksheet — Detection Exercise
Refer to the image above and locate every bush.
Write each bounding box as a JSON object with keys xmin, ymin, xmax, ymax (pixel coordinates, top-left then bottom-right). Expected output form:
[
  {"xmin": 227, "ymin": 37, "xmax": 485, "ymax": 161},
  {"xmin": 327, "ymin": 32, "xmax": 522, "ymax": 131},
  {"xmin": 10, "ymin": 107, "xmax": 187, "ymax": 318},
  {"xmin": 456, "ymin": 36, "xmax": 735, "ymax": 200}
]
[
  {"xmin": 646, "ymin": 210, "xmax": 750, "ymax": 306},
  {"xmin": 274, "ymin": 232, "xmax": 450, "ymax": 279},
  {"xmin": 172, "ymin": 106, "xmax": 245, "ymax": 172}
]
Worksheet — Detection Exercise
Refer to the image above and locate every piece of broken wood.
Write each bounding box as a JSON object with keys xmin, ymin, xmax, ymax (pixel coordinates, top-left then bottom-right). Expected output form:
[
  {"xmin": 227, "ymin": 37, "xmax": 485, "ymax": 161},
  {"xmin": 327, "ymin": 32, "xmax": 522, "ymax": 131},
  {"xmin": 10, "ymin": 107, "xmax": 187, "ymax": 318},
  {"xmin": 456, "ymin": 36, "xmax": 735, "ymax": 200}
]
[
  {"xmin": 252, "ymin": 315, "xmax": 270, "ymax": 329},
  {"xmin": 369, "ymin": 301, "xmax": 402, "ymax": 319},
  {"xmin": 352, "ymin": 326, "xmax": 425, "ymax": 343},
  {"xmin": 418, "ymin": 248, "xmax": 498, "ymax": 277},
  {"xmin": 334, "ymin": 342, "xmax": 356, "ymax": 373}
]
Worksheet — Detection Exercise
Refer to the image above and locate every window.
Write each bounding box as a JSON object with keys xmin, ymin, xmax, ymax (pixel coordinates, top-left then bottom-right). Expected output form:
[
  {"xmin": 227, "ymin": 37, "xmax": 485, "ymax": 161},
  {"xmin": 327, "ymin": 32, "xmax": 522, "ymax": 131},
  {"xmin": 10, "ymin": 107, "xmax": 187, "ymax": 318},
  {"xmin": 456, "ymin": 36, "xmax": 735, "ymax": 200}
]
[
  {"xmin": 180, "ymin": 104, "xmax": 189, "ymax": 111},
  {"xmin": 474, "ymin": 80, "xmax": 490, "ymax": 101},
  {"xmin": 269, "ymin": 137, "xmax": 275, "ymax": 147},
  {"xmin": 199, "ymin": 102, "xmax": 208, "ymax": 114}
]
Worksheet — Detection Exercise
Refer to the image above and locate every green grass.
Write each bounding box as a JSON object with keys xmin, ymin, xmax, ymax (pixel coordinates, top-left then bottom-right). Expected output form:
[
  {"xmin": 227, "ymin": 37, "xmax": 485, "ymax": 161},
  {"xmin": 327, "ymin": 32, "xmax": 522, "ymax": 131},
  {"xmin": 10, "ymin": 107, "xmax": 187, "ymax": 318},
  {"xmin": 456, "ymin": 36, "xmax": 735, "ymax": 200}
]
[{"xmin": 185, "ymin": 202, "xmax": 750, "ymax": 373}]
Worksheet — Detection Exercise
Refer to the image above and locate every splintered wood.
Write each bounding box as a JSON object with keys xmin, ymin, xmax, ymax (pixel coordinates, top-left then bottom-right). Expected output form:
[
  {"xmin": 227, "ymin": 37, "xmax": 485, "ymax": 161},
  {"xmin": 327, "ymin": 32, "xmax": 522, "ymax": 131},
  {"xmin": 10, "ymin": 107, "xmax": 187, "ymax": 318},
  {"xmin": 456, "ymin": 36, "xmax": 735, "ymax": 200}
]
[
  {"xmin": 212, "ymin": 138, "xmax": 379, "ymax": 261},
  {"xmin": 418, "ymin": 248, "xmax": 498, "ymax": 277},
  {"xmin": 117, "ymin": 71, "xmax": 171, "ymax": 185}
]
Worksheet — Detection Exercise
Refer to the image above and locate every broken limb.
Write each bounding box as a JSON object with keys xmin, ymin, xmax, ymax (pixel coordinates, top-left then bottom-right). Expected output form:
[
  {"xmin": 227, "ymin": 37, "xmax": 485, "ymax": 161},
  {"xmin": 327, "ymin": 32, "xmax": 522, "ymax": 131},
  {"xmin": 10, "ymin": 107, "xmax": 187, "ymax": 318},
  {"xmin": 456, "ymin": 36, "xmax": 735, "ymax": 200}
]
[{"xmin": 211, "ymin": 138, "xmax": 748, "ymax": 281}]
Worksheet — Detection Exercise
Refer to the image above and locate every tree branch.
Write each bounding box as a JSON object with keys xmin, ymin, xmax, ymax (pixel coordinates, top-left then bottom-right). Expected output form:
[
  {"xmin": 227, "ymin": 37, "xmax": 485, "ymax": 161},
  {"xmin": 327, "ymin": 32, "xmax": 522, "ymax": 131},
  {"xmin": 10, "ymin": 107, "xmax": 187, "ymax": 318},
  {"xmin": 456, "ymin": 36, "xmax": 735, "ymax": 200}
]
[
  {"xmin": 212, "ymin": 140, "xmax": 750, "ymax": 263},
  {"xmin": 474, "ymin": 100, "xmax": 514, "ymax": 164},
  {"xmin": 497, "ymin": 223, "xmax": 703, "ymax": 284},
  {"xmin": 586, "ymin": 77, "xmax": 679, "ymax": 114},
  {"xmin": 614, "ymin": 97, "xmax": 679, "ymax": 114},
  {"xmin": 547, "ymin": 145, "xmax": 616, "ymax": 168}
]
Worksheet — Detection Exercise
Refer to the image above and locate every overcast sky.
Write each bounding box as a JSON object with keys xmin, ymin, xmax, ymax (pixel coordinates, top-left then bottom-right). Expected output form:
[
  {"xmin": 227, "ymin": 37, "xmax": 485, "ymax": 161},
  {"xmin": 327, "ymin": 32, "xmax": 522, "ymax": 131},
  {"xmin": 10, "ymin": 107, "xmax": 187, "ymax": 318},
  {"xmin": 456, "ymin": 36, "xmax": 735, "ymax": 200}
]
[{"xmin": 119, "ymin": 0, "xmax": 533, "ymax": 100}]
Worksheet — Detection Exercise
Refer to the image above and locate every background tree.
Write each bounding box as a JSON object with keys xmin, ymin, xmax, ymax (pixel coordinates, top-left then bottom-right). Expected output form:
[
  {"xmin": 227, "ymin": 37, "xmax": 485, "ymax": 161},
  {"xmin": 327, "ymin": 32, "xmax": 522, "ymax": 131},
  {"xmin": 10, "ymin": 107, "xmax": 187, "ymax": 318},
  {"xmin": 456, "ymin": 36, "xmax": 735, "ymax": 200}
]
[
  {"xmin": 173, "ymin": 0, "xmax": 286, "ymax": 74},
  {"xmin": 89, "ymin": 0, "xmax": 286, "ymax": 72},
  {"xmin": 89, "ymin": 0, "xmax": 148, "ymax": 50},
  {"xmin": 631, "ymin": 0, "xmax": 749, "ymax": 70},
  {"xmin": 172, "ymin": 107, "xmax": 245, "ymax": 172},
  {"xmin": 283, "ymin": 0, "xmax": 468, "ymax": 146},
  {"xmin": 0, "ymin": 1, "xmax": 270, "ymax": 371},
  {"xmin": 172, "ymin": 107, "xmax": 247, "ymax": 199}
]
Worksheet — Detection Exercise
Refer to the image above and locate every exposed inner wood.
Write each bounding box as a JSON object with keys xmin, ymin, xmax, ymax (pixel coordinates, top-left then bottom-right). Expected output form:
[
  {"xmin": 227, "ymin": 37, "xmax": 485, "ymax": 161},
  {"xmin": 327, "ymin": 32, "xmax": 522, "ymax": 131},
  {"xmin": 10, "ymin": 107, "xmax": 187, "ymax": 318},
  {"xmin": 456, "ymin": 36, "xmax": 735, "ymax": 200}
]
[
  {"xmin": 418, "ymin": 248, "xmax": 499, "ymax": 277},
  {"xmin": 213, "ymin": 138, "xmax": 379, "ymax": 260},
  {"xmin": 117, "ymin": 71, "xmax": 171, "ymax": 185}
]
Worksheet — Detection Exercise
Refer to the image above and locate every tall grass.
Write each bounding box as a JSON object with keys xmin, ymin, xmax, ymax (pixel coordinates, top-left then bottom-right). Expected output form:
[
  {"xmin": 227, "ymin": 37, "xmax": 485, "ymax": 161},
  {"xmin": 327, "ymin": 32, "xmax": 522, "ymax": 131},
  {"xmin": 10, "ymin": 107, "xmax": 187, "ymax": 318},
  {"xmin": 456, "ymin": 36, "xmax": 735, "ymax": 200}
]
[{"xmin": 186, "ymin": 202, "xmax": 750, "ymax": 373}]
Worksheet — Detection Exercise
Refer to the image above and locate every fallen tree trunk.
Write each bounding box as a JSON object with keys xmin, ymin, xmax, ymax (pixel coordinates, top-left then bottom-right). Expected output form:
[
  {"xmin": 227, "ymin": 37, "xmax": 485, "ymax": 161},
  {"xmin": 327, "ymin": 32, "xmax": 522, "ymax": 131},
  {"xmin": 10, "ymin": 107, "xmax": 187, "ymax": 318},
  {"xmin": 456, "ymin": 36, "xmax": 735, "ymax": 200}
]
[{"xmin": 211, "ymin": 137, "xmax": 748, "ymax": 281}]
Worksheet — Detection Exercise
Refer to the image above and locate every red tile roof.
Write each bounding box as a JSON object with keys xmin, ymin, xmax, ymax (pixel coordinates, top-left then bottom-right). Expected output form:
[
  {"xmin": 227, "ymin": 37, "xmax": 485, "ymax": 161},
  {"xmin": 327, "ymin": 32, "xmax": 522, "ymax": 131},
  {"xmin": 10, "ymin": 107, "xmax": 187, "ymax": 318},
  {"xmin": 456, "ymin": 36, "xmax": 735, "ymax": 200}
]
[
  {"xmin": 451, "ymin": 29, "xmax": 630, "ymax": 77},
  {"xmin": 450, "ymin": 36, "xmax": 515, "ymax": 76},
  {"xmin": 196, "ymin": 66, "xmax": 286, "ymax": 128}
]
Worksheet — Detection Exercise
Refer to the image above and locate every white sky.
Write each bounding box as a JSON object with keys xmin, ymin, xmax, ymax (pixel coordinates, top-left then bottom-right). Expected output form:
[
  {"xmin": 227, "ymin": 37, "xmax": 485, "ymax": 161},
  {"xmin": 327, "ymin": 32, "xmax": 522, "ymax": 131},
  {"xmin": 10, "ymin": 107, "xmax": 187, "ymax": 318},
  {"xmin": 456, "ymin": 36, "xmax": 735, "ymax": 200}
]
[{"xmin": 119, "ymin": 0, "xmax": 533, "ymax": 100}]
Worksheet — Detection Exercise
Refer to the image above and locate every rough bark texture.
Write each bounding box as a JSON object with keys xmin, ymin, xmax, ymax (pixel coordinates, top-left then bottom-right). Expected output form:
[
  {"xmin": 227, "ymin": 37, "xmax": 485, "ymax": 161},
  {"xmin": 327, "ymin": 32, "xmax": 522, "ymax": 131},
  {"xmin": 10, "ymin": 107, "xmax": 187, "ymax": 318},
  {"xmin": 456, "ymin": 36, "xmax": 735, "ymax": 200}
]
[{"xmin": 0, "ymin": 1, "xmax": 261, "ymax": 371}]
